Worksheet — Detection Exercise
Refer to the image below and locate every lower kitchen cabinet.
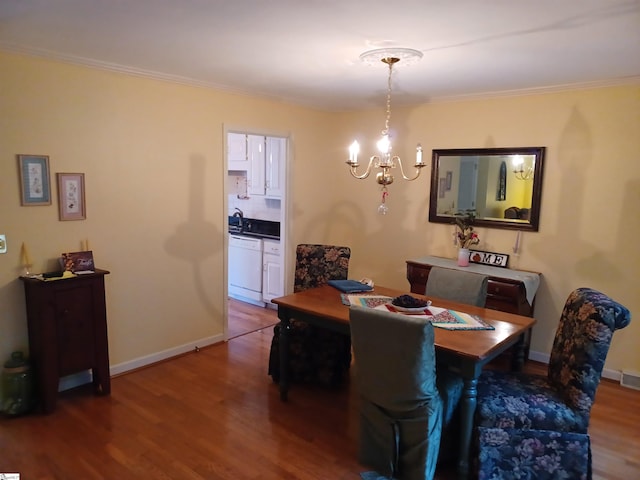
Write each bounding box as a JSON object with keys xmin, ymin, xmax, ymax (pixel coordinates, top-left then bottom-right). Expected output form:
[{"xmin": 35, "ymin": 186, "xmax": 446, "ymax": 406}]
[{"xmin": 262, "ymin": 239, "xmax": 283, "ymax": 304}]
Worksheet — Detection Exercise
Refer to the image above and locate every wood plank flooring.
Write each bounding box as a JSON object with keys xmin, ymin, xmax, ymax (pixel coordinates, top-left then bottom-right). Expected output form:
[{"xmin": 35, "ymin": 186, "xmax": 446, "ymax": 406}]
[
  {"xmin": 0, "ymin": 301, "xmax": 638, "ymax": 479},
  {"xmin": 227, "ymin": 298, "xmax": 279, "ymax": 339}
]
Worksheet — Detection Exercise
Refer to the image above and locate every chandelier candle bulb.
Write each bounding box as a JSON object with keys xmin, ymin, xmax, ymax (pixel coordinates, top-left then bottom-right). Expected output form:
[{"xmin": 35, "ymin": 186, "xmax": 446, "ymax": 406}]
[
  {"xmin": 349, "ymin": 141, "xmax": 359, "ymax": 164},
  {"xmin": 416, "ymin": 144, "xmax": 423, "ymax": 165}
]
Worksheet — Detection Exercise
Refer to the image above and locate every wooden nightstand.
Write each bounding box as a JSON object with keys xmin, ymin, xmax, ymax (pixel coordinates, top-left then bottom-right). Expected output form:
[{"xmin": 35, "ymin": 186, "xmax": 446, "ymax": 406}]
[{"xmin": 20, "ymin": 269, "xmax": 111, "ymax": 413}]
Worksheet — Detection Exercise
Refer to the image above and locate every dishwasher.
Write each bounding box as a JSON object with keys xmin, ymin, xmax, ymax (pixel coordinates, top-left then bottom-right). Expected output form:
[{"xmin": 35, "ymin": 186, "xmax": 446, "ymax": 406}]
[{"xmin": 228, "ymin": 234, "xmax": 264, "ymax": 306}]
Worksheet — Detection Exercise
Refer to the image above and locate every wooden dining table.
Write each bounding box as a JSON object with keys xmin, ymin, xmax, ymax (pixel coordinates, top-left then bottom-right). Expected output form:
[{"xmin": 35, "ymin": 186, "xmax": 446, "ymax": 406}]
[{"xmin": 271, "ymin": 284, "xmax": 536, "ymax": 480}]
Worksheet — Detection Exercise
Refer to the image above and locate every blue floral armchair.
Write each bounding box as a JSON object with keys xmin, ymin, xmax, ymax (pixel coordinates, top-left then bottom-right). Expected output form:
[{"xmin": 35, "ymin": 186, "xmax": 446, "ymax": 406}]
[
  {"xmin": 268, "ymin": 244, "xmax": 352, "ymax": 387},
  {"xmin": 474, "ymin": 287, "xmax": 631, "ymax": 480}
]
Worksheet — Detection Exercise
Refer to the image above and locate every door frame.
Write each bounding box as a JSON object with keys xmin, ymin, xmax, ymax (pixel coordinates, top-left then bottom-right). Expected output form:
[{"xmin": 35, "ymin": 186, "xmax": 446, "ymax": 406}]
[{"xmin": 222, "ymin": 124, "xmax": 290, "ymax": 341}]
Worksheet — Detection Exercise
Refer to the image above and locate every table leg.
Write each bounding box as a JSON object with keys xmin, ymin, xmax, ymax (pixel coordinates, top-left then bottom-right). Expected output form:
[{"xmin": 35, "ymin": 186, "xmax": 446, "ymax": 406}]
[
  {"xmin": 511, "ymin": 333, "xmax": 526, "ymax": 372},
  {"xmin": 457, "ymin": 377, "xmax": 478, "ymax": 480},
  {"xmin": 278, "ymin": 314, "xmax": 291, "ymax": 401}
]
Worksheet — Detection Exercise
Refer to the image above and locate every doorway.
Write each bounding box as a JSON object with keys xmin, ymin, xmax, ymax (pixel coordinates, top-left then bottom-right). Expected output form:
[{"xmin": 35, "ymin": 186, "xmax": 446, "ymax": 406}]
[{"xmin": 224, "ymin": 129, "xmax": 288, "ymax": 339}]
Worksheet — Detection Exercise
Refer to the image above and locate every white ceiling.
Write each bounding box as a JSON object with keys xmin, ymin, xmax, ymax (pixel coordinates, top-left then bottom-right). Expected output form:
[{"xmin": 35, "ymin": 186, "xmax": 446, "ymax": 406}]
[{"xmin": 1, "ymin": 0, "xmax": 639, "ymax": 111}]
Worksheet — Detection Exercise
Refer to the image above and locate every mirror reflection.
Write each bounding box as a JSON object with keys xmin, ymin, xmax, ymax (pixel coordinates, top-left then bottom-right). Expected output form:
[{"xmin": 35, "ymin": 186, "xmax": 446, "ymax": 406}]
[{"xmin": 429, "ymin": 147, "xmax": 545, "ymax": 231}]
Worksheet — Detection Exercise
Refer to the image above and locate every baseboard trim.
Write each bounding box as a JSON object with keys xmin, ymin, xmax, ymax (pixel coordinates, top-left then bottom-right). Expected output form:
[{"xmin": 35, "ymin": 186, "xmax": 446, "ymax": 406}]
[
  {"xmin": 58, "ymin": 334, "xmax": 224, "ymax": 392},
  {"xmin": 528, "ymin": 349, "xmax": 622, "ymax": 382}
]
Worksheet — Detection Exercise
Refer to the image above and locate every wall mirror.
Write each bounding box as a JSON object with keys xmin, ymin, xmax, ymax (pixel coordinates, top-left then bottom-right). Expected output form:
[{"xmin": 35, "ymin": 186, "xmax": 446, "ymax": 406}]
[{"xmin": 428, "ymin": 147, "xmax": 545, "ymax": 231}]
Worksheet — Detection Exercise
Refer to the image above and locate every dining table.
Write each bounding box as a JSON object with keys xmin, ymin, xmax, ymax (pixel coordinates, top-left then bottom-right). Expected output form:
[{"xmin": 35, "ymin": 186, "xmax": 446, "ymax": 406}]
[{"xmin": 271, "ymin": 284, "xmax": 536, "ymax": 479}]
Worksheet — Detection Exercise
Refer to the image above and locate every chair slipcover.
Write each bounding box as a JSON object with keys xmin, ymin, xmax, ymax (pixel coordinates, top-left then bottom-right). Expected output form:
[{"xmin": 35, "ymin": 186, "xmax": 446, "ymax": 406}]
[
  {"xmin": 425, "ymin": 266, "xmax": 488, "ymax": 307},
  {"xmin": 475, "ymin": 287, "xmax": 631, "ymax": 479},
  {"xmin": 349, "ymin": 306, "xmax": 463, "ymax": 480},
  {"xmin": 268, "ymin": 244, "xmax": 352, "ymax": 387}
]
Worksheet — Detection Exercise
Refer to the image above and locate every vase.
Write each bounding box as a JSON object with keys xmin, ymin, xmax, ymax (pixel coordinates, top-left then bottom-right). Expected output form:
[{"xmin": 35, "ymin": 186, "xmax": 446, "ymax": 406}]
[{"xmin": 457, "ymin": 248, "xmax": 470, "ymax": 267}]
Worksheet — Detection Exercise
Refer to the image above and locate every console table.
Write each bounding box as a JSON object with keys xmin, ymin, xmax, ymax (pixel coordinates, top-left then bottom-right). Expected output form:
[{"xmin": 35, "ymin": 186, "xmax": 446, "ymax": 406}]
[
  {"xmin": 406, "ymin": 256, "xmax": 540, "ymax": 317},
  {"xmin": 20, "ymin": 269, "xmax": 111, "ymax": 413}
]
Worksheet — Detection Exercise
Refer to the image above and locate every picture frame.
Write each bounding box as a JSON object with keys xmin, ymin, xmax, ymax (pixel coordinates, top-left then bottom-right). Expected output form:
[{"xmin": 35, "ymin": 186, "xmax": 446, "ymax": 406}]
[
  {"xmin": 438, "ymin": 178, "xmax": 446, "ymax": 198},
  {"xmin": 57, "ymin": 173, "xmax": 86, "ymax": 221},
  {"xmin": 445, "ymin": 171, "xmax": 453, "ymax": 191},
  {"xmin": 18, "ymin": 154, "xmax": 52, "ymax": 206},
  {"xmin": 61, "ymin": 251, "xmax": 95, "ymax": 273}
]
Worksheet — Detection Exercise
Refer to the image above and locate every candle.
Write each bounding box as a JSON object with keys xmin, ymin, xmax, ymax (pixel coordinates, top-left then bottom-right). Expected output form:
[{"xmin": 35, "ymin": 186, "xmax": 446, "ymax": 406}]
[
  {"xmin": 349, "ymin": 141, "xmax": 359, "ymax": 163},
  {"xmin": 81, "ymin": 240, "xmax": 86, "ymax": 251},
  {"xmin": 86, "ymin": 238, "xmax": 90, "ymax": 251},
  {"xmin": 514, "ymin": 230, "xmax": 521, "ymax": 253},
  {"xmin": 21, "ymin": 242, "xmax": 32, "ymax": 266},
  {"xmin": 416, "ymin": 144, "xmax": 424, "ymax": 165}
]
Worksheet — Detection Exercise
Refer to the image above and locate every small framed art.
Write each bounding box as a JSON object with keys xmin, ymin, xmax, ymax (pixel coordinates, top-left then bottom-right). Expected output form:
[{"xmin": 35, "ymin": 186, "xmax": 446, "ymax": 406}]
[
  {"xmin": 57, "ymin": 173, "xmax": 86, "ymax": 221},
  {"xmin": 439, "ymin": 177, "xmax": 446, "ymax": 198},
  {"xmin": 18, "ymin": 154, "xmax": 52, "ymax": 206}
]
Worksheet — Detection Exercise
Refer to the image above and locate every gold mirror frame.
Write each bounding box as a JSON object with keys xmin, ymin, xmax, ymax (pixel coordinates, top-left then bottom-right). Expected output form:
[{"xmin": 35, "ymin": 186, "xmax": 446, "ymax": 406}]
[{"xmin": 428, "ymin": 147, "xmax": 545, "ymax": 231}]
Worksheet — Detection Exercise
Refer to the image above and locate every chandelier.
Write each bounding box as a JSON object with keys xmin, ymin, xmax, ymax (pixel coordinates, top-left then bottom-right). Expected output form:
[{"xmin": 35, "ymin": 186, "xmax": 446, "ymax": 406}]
[
  {"xmin": 512, "ymin": 155, "xmax": 534, "ymax": 180},
  {"xmin": 346, "ymin": 47, "xmax": 426, "ymax": 214}
]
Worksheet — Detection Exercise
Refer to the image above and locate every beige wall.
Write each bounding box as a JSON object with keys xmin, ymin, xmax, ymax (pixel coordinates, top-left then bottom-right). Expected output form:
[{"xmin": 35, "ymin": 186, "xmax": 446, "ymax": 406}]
[
  {"xmin": 1, "ymin": 51, "xmax": 638, "ymax": 381},
  {"xmin": 335, "ymin": 87, "xmax": 640, "ymax": 374}
]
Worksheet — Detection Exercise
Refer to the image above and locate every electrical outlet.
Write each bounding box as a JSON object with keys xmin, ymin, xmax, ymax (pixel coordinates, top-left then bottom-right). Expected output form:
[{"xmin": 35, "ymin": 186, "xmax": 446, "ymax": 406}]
[{"xmin": 0, "ymin": 234, "xmax": 6, "ymax": 254}]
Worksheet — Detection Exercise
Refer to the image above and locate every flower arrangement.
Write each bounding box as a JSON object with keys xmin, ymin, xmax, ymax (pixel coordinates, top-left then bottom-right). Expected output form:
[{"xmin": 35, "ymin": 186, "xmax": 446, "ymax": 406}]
[{"xmin": 454, "ymin": 212, "xmax": 480, "ymax": 249}]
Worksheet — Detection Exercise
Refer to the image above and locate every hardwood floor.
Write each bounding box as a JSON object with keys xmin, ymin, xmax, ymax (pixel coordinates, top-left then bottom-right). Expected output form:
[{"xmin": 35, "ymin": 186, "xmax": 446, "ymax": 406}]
[
  {"xmin": 1, "ymin": 302, "xmax": 638, "ymax": 479},
  {"xmin": 227, "ymin": 298, "xmax": 279, "ymax": 339}
]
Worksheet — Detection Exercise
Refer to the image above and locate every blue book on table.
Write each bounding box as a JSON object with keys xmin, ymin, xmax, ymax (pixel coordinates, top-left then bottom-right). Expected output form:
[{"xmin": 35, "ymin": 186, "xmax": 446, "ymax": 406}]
[{"xmin": 327, "ymin": 279, "xmax": 373, "ymax": 293}]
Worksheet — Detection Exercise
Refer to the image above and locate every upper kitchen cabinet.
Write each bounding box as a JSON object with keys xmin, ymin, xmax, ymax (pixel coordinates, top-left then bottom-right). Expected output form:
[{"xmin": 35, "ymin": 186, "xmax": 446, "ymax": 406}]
[
  {"xmin": 228, "ymin": 132, "xmax": 249, "ymax": 171},
  {"xmin": 248, "ymin": 135, "xmax": 285, "ymax": 198},
  {"xmin": 265, "ymin": 136, "xmax": 285, "ymax": 198},
  {"xmin": 247, "ymin": 134, "xmax": 266, "ymax": 196}
]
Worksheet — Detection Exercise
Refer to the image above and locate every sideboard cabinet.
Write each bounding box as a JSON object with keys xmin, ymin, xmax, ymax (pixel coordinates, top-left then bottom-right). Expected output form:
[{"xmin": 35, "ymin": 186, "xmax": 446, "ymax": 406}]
[
  {"xmin": 20, "ymin": 269, "xmax": 111, "ymax": 413},
  {"xmin": 406, "ymin": 257, "xmax": 540, "ymax": 317}
]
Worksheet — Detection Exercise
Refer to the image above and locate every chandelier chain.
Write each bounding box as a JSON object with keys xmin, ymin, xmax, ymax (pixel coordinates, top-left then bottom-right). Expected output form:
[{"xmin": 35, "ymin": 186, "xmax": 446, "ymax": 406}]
[{"xmin": 383, "ymin": 61, "xmax": 393, "ymax": 136}]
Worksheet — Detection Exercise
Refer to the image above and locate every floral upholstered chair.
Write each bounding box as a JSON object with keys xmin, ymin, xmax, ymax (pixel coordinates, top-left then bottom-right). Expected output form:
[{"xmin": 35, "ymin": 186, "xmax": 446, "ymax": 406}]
[
  {"xmin": 474, "ymin": 287, "xmax": 631, "ymax": 480},
  {"xmin": 268, "ymin": 244, "xmax": 352, "ymax": 387}
]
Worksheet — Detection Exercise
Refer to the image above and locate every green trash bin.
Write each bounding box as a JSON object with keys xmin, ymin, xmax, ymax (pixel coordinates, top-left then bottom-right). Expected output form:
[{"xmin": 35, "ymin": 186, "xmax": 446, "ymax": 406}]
[{"xmin": 2, "ymin": 351, "xmax": 35, "ymax": 415}]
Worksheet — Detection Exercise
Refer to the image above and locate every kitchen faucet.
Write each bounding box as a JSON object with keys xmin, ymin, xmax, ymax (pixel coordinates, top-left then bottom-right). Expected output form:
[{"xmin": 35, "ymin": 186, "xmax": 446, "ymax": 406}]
[{"xmin": 233, "ymin": 208, "xmax": 243, "ymax": 218}]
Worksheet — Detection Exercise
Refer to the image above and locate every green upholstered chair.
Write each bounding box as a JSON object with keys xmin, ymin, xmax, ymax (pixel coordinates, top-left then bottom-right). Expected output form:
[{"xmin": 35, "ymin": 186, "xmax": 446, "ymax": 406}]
[
  {"xmin": 268, "ymin": 244, "xmax": 352, "ymax": 387},
  {"xmin": 349, "ymin": 306, "xmax": 463, "ymax": 480},
  {"xmin": 425, "ymin": 266, "xmax": 488, "ymax": 307}
]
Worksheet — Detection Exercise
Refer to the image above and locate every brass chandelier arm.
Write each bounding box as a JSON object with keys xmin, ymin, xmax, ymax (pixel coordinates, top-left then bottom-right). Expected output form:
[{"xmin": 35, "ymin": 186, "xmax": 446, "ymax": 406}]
[
  {"xmin": 396, "ymin": 156, "xmax": 426, "ymax": 181},
  {"xmin": 346, "ymin": 156, "xmax": 379, "ymax": 180}
]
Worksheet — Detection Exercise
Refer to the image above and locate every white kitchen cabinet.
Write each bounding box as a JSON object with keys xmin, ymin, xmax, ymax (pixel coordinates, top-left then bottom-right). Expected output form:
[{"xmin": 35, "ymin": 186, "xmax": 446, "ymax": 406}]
[
  {"xmin": 262, "ymin": 239, "xmax": 282, "ymax": 304},
  {"xmin": 227, "ymin": 132, "xmax": 249, "ymax": 171},
  {"xmin": 247, "ymin": 134, "xmax": 266, "ymax": 196},
  {"xmin": 265, "ymin": 136, "xmax": 285, "ymax": 197}
]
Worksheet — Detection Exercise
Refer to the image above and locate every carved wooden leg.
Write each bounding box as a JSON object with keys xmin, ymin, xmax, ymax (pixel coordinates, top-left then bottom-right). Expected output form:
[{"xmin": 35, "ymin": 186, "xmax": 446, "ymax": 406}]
[
  {"xmin": 511, "ymin": 333, "xmax": 526, "ymax": 372},
  {"xmin": 457, "ymin": 377, "xmax": 478, "ymax": 480},
  {"xmin": 278, "ymin": 313, "xmax": 291, "ymax": 401}
]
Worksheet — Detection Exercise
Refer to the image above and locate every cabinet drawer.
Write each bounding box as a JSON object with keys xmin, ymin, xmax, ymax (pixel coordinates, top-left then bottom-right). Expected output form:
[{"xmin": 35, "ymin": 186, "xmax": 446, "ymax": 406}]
[
  {"xmin": 488, "ymin": 280, "xmax": 522, "ymax": 300},
  {"xmin": 263, "ymin": 240, "xmax": 280, "ymax": 256}
]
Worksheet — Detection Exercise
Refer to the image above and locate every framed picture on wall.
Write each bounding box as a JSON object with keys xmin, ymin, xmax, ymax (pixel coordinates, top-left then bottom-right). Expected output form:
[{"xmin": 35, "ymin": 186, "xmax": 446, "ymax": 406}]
[
  {"xmin": 18, "ymin": 154, "xmax": 52, "ymax": 206},
  {"xmin": 57, "ymin": 173, "xmax": 86, "ymax": 221}
]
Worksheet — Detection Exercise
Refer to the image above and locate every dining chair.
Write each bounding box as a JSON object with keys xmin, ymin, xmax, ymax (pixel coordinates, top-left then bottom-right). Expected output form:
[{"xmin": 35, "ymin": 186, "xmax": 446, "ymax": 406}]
[
  {"xmin": 474, "ymin": 287, "xmax": 631, "ymax": 479},
  {"xmin": 424, "ymin": 266, "xmax": 488, "ymax": 307},
  {"xmin": 349, "ymin": 306, "xmax": 463, "ymax": 480},
  {"xmin": 268, "ymin": 244, "xmax": 352, "ymax": 387}
]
